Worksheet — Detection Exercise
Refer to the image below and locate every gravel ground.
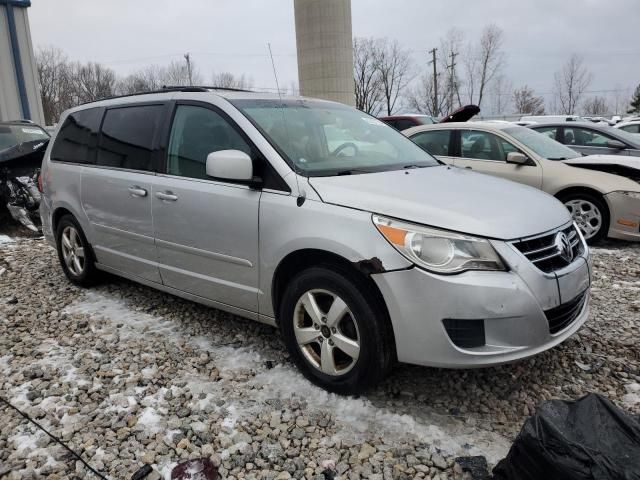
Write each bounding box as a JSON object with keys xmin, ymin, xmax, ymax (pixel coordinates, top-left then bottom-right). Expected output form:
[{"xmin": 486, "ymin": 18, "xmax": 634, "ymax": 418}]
[{"xmin": 0, "ymin": 229, "xmax": 638, "ymax": 480}]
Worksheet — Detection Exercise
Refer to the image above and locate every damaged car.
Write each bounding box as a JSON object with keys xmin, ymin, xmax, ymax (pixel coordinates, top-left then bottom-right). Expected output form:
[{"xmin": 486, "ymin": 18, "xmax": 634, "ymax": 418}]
[
  {"xmin": 405, "ymin": 122, "xmax": 640, "ymax": 243},
  {"xmin": 0, "ymin": 121, "xmax": 49, "ymax": 231},
  {"xmin": 41, "ymin": 88, "xmax": 591, "ymax": 393}
]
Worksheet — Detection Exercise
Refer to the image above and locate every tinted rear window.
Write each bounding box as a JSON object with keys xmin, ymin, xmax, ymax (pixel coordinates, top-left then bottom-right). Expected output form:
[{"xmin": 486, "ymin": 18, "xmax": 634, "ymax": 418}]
[
  {"xmin": 51, "ymin": 108, "xmax": 103, "ymax": 164},
  {"xmin": 97, "ymin": 105, "xmax": 163, "ymax": 171}
]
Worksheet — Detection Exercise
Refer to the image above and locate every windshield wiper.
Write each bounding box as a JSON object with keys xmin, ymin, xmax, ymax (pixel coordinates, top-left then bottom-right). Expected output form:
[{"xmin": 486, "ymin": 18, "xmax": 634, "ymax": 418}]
[
  {"xmin": 336, "ymin": 169, "xmax": 370, "ymax": 176},
  {"xmin": 547, "ymin": 157, "xmax": 568, "ymax": 160}
]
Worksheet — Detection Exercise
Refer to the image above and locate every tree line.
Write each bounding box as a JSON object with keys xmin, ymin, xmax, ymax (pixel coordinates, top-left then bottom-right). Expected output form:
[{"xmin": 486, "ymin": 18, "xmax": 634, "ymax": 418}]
[
  {"xmin": 355, "ymin": 25, "xmax": 638, "ymax": 119},
  {"xmin": 36, "ymin": 46, "xmax": 255, "ymax": 125},
  {"xmin": 37, "ymin": 31, "xmax": 640, "ymax": 125}
]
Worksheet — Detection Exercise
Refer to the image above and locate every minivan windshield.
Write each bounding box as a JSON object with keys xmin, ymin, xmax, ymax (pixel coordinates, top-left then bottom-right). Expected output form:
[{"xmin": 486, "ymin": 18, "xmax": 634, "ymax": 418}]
[
  {"xmin": 232, "ymin": 99, "xmax": 439, "ymax": 176},
  {"xmin": 504, "ymin": 126, "xmax": 581, "ymax": 160}
]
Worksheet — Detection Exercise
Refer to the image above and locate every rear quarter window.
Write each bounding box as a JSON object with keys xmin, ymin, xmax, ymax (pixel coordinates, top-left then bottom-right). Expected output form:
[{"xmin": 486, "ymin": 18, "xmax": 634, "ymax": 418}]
[
  {"xmin": 96, "ymin": 105, "xmax": 164, "ymax": 171},
  {"xmin": 50, "ymin": 108, "xmax": 103, "ymax": 164}
]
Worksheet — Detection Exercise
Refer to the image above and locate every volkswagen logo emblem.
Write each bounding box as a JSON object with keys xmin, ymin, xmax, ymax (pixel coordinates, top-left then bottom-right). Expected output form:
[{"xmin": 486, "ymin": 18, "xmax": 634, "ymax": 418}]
[{"xmin": 554, "ymin": 232, "xmax": 573, "ymax": 263}]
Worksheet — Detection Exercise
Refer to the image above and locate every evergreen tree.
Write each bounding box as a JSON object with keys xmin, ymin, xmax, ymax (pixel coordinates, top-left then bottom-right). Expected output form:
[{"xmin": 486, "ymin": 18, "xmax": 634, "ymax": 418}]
[{"xmin": 629, "ymin": 84, "xmax": 640, "ymax": 114}]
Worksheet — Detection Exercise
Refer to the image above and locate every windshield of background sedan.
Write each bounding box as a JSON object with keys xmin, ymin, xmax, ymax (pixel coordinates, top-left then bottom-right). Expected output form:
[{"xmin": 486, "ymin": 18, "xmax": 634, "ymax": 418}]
[
  {"xmin": 232, "ymin": 99, "xmax": 439, "ymax": 176},
  {"xmin": 504, "ymin": 126, "xmax": 581, "ymax": 160},
  {"xmin": 0, "ymin": 124, "xmax": 49, "ymax": 152}
]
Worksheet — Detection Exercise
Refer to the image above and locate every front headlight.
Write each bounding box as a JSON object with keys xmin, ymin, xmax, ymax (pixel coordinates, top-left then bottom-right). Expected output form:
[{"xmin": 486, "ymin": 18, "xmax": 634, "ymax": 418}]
[
  {"xmin": 373, "ymin": 215, "xmax": 506, "ymax": 274},
  {"xmin": 617, "ymin": 191, "xmax": 640, "ymax": 200}
]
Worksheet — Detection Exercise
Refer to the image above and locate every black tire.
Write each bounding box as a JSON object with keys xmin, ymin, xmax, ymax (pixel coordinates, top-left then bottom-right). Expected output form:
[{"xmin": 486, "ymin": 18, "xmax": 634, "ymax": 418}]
[
  {"xmin": 55, "ymin": 214, "xmax": 100, "ymax": 286},
  {"xmin": 558, "ymin": 191, "xmax": 609, "ymax": 244},
  {"xmin": 279, "ymin": 265, "xmax": 394, "ymax": 395}
]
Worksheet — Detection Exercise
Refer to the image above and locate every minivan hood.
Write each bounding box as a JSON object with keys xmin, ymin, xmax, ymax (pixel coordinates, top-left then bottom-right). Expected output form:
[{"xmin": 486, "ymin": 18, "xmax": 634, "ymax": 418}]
[{"xmin": 308, "ymin": 166, "xmax": 571, "ymax": 240}]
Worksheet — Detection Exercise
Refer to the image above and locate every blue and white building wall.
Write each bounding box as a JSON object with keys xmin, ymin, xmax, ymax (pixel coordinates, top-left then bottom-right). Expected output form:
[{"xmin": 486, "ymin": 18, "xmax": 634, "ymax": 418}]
[{"xmin": 0, "ymin": 0, "xmax": 44, "ymax": 124}]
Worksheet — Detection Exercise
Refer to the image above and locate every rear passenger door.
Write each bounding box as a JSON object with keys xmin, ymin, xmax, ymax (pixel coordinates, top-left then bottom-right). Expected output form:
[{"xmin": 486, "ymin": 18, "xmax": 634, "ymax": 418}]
[
  {"xmin": 152, "ymin": 102, "xmax": 261, "ymax": 313},
  {"xmin": 81, "ymin": 103, "xmax": 167, "ymax": 283},
  {"xmin": 409, "ymin": 129, "xmax": 455, "ymax": 165}
]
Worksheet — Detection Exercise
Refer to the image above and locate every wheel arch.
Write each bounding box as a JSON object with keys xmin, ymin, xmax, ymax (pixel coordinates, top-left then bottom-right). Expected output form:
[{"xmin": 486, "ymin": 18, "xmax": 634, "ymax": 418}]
[
  {"xmin": 271, "ymin": 249, "xmax": 395, "ymax": 353},
  {"xmin": 52, "ymin": 206, "xmax": 75, "ymax": 234},
  {"xmin": 554, "ymin": 186, "xmax": 610, "ymax": 217}
]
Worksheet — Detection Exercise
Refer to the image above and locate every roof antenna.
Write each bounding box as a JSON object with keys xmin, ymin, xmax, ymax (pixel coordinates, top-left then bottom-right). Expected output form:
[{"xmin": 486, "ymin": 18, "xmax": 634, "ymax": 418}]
[{"xmin": 268, "ymin": 42, "xmax": 304, "ymax": 206}]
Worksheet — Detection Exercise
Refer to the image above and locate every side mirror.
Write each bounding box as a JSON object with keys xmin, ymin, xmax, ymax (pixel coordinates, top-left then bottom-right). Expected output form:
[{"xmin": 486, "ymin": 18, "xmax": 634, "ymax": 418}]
[
  {"xmin": 606, "ymin": 139, "xmax": 626, "ymax": 149},
  {"xmin": 206, "ymin": 150, "xmax": 254, "ymax": 182},
  {"xmin": 506, "ymin": 152, "xmax": 531, "ymax": 165}
]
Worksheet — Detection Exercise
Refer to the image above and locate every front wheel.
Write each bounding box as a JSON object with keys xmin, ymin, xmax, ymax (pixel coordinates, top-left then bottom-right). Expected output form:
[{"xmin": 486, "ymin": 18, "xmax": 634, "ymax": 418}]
[
  {"xmin": 279, "ymin": 266, "xmax": 394, "ymax": 394},
  {"xmin": 559, "ymin": 192, "xmax": 609, "ymax": 244}
]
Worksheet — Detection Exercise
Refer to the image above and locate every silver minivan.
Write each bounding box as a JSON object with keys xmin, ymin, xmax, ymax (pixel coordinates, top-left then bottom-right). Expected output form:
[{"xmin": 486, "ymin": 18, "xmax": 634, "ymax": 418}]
[{"xmin": 40, "ymin": 87, "xmax": 591, "ymax": 393}]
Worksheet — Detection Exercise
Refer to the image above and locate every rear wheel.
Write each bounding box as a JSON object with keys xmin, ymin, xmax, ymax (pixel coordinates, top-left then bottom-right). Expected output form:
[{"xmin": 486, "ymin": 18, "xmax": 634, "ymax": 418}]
[
  {"xmin": 56, "ymin": 215, "xmax": 99, "ymax": 286},
  {"xmin": 559, "ymin": 192, "xmax": 609, "ymax": 244},
  {"xmin": 279, "ymin": 266, "xmax": 394, "ymax": 394}
]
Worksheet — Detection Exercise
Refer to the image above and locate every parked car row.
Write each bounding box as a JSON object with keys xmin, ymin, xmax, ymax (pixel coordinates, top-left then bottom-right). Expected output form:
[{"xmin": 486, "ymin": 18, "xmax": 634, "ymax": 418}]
[
  {"xmin": 38, "ymin": 88, "xmax": 603, "ymax": 392},
  {"xmin": 405, "ymin": 121, "xmax": 640, "ymax": 243},
  {"xmin": 529, "ymin": 122, "xmax": 640, "ymax": 157}
]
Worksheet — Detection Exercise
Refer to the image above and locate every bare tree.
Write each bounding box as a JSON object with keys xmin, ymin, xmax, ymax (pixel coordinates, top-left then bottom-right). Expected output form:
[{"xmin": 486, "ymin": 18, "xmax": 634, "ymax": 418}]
[
  {"xmin": 116, "ymin": 65, "xmax": 166, "ymax": 95},
  {"xmin": 463, "ymin": 25, "xmax": 504, "ymax": 108},
  {"xmin": 405, "ymin": 72, "xmax": 449, "ymax": 117},
  {"xmin": 438, "ymin": 28, "xmax": 464, "ymax": 113},
  {"xmin": 36, "ymin": 46, "xmax": 73, "ymax": 124},
  {"xmin": 513, "ymin": 85, "xmax": 545, "ymax": 114},
  {"xmin": 553, "ymin": 54, "xmax": 592, "ymax": 114},
  {"xmin": 70, "ymin": 61, "xmax": 117, "ymax": 104},
  {"xmin": 211, "ymin": 71, "xmax": 254, "ymax": 90},
  {"xmin": 374, "ymin": 39, "xmax": 412, "ymax": 115},
  {"xmin": 353, "ymin": 37, "xmax": 383, "ymax": 115},
  {"xmin": 489, "ymin": 74, "xmax": 513, "ymax": 115},
  {"xmin": 161, "ymin": 59, "xmax": 200, "ymax": 86},
  {"xmin": 582, "ymin": 96, "xmax": 609, "ymax": 115}
]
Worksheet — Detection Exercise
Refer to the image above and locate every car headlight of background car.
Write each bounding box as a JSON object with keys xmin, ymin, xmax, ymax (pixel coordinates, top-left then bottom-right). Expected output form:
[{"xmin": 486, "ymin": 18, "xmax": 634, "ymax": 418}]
[{"xmin": 373, "ymin": 215, "xmax": 506, "ymax": 274}]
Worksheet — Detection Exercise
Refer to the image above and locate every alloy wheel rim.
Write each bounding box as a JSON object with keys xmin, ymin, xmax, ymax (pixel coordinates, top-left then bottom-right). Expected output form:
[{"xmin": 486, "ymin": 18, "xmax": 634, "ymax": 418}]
[
  {"xmin": 61, "ymin": 226, "xmax": 85, "ymax": 276},
  {"xmin": 293, "ymin": 289, "xmax": 360, "ymax": 376},
  {"xmin": 564, "ymin": 199, "xmax": 602, "ymax": 240}
]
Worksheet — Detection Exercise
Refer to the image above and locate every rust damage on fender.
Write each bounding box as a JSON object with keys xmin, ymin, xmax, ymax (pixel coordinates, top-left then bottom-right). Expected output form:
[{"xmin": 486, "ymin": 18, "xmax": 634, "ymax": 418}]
[{"xmin": 353, "ymin": 257, "xmax": 386, "ymax": 275}]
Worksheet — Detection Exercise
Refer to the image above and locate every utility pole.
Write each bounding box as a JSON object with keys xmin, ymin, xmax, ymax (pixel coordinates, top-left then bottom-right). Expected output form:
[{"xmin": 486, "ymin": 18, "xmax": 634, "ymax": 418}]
[
  {"xmin": 428, "ymin": 48, "xmax": 438, "ymax": 116},
  {"xmin": 447, "ymin": 50, "xmax": 458, "ymax": 112},
  {"xmin": 184, "ymin": 53, "xmax": 193, "ymax": 86}
]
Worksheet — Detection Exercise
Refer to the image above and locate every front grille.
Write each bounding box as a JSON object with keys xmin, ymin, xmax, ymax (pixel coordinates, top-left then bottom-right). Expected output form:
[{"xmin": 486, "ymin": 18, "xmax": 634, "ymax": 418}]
[
  {"xmin": 512, "ymin": 224, "xmax": 583, "ymax": 273},
  {"xmin": 442, "ymin": 319, "xmax": 486, "ymax": 348},
  {"xmin": 544, "ymin": 290, "xmax": 588, "ymax": 334}
]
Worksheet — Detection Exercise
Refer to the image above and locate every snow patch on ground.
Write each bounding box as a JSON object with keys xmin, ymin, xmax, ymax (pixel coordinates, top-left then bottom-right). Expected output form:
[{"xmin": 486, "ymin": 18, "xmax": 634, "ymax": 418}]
[
  {"xmin": 65, "ymin": 291, "xmax": 511, "ymax": 464},
  {"xmin": 138, "ymin": 407, "xmax": 163, "ymax": 434},
  {"xmin": 0, "ymin": 234, "xmax": 15, "ymax": 245},
  {"xmin": 623, "ymin": 383, "xmax": 640, "ymax": 408},
  {"xmin": 8, "ymin": 424, "xmax": 63, "ymax": 474}
]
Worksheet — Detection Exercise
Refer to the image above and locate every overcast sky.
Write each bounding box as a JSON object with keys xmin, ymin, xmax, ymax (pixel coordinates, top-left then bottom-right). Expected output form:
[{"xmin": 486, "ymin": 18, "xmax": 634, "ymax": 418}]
[{"xmin": 28, "ymin": 0, "xmax": 640, "ymax": 110}]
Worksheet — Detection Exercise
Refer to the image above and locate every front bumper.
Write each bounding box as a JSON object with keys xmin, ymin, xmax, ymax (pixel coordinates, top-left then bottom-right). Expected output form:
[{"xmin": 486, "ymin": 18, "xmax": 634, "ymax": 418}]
[
  {"xmin": 605, "ymin": 192, "xmax": 640, "ymax": 241},
  {"xmin": 373, "ymin": 238, "xmax": 591, "ymax": 368}
]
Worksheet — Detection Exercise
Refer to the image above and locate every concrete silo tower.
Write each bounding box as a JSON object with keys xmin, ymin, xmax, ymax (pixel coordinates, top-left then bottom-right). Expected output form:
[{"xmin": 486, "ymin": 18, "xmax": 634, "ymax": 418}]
[
  {"xmin": 0, "ymin": 0, "xmax": 44, "ymax": 124},
  {"xmin": 294, "ymin": 0, "xmax": 354, "ymax": 106}
]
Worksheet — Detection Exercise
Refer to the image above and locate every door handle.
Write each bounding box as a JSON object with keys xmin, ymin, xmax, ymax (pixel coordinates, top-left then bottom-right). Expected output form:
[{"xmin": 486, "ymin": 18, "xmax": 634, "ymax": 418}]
[
  {"xmin": 156, "ymin": 191, "xmax": 178, "ymax": 202},
  {"xmin": 128, "ymin": 186, "xmax": 147, "ymax": 197}
]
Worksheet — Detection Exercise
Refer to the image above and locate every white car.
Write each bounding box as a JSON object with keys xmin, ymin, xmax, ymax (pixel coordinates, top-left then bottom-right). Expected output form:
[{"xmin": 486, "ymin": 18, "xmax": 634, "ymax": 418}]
[
  {"xmin": 615, "ymin": 120, "xmax": 640, "ymax": 134},
  {"xmin": 405, "ymin": 122, "xmax": 640, "ymax": 243}
]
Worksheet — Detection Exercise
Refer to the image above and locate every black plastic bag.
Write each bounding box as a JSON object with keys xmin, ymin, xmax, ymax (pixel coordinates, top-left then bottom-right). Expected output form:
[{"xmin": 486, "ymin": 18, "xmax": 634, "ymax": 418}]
[{"xmin": 493, "ymin": 393, "xmax": 640, "ymax": 480}]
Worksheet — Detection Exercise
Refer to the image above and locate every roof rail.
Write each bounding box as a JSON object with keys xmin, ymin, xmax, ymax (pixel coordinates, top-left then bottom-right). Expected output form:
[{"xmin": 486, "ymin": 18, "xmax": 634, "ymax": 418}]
[
  {"xmin": 162, "ymin": 85, "xmax": 251, "ymax": 93},
  {"xmin": 77, "ymin": 85, "xmax": 252, "ymax": 107}
]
